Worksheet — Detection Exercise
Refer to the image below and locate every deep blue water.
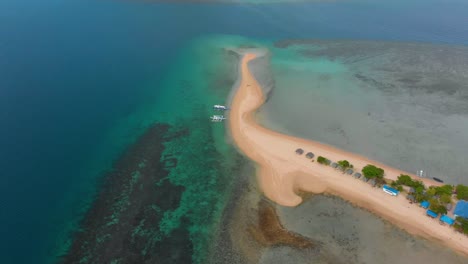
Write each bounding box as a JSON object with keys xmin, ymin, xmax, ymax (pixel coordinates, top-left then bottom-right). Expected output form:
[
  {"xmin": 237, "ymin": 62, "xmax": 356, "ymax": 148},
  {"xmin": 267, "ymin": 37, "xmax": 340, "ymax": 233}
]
[{"xmin": 1, "ymin": 0, "xmax": 467, "ymax": 263}]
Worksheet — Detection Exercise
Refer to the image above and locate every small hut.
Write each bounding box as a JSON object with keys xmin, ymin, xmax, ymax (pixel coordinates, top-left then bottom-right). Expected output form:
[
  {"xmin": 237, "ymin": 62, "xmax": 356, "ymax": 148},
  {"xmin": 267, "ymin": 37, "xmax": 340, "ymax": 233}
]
[
  {"xmin": 426, "ymin": 209, "xmax": 438, "ymax": 218},
  {"xmin": 353, "ymin": 172, "xmax": 362, "ymax": 179},
  {"xmin": 330, "ymin": 162, "xmax": 338, "ymax": 168},
  {"xmin": 295, "ymin": 148, "xmax": 304, "ymax": 155},
  {"xmin": 406, "ymin": 194, "xmax": 416, "ymax": 203},
  {"xmin": 345, "ymin": 169, "xmax": 353, "ymax": 175},
  {"xmin": 369, "ymin": 178, "xmax": 377, "ymax": 187},
  {"xmin": 440, "ymin": 215, "xmax": 455, "ymax": 226},
  {"xmin": 361, "ymin": 176, "xmax": 369, "ymax": 182},
  {"xmin": 454, "ymin": 201, "xmax": 468, "ymax": 219},
  {"xmin": 305, "ymin": 152, "xmax": 314, "ymax": 159},
  {"xmin": 420, "ymin": 200, "xmax": 430, "ymax": 209}
]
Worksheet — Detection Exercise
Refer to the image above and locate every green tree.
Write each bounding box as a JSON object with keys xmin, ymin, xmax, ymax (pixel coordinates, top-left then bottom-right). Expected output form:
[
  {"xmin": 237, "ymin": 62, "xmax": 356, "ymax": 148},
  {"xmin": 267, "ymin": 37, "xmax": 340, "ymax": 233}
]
[
  {"xmin": 456, "ymin": 185, "xmax": 468, "ymax": 200},
  {"xmin": 362, "ymin": 165, "xmax": 385, "ymax": 179},
  {"xmin": 396, "ymin": 174, "xmax": 412, "ymax": 185},
  {"xmin": 317, "ymin": 156, "xmax": 329, "ymax": 165},
  {"xmin": 415, "ymin": 186, "xmax": 425, "ymax": 194},
  {"xmin": 396, "ymin": 174, "xmax": 426, "ymax": 191},
  {"xmin": 435, "ymin": 185, "xmax": 453, "ymax": 196},
  {"xmin": 454, "ymin": 217, "xmax": 468, "ymax": 234},
  {"xmin": 426, "ymin": 187, "xmax": 436, "ymax": 197},
  {"xmin": 337, "ymin": 160, "xmax": 352, "ymax": 169},
  {"xmin": 429, "ymin": 198, "xmax": 447, "ymax": 215},
  {"xmin": 440, "ymin": 194, "xmax": 452, "ymax": 204}
]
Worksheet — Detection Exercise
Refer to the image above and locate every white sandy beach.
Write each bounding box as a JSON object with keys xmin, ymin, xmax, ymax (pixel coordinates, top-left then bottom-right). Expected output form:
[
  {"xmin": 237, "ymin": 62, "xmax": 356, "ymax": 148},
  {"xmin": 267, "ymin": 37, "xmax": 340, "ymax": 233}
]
[{"xmin": 228, "ymin": 52, "xmax": 468, "ymax": 256}]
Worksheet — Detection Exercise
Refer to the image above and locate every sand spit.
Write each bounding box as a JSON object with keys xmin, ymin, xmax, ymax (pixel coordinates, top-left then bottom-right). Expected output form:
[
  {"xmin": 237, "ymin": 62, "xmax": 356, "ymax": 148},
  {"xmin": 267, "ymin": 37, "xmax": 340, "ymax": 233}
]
[{"xmin": 228, "ymin": 52, "xmax": 468, "ymax": 256}]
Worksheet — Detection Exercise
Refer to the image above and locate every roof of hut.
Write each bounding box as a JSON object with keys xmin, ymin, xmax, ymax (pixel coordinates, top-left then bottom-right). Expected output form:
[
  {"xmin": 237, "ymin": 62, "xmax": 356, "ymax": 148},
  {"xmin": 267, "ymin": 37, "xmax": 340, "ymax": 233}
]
[
  {"xmin": 346, "ymin": 169, "xmax": 353, "ymax": 174},
  {"xmin": 426, "ymin": 209, "xmax": 438, "ymax": 218},
  {"xmin": 420, "ymin": 200, "xmax": 430, "ymax": 209},
  {"xmin": 305, "ymin": 152, "xmax": 314, "ymax": 158},
  {"xmin": 295, "ymin": 148, "xmax": 304, "ymax": 155},
  {"xmin": 454, "ymin": 201, "xmax": 468, "ymax": 218},
  {"xmin": 440, "ymin": 215, "xmax": 455, "ymax": 225},
  {"xmin": 331, "ymin": 163, "xmax": 338, "ymax": 168}
]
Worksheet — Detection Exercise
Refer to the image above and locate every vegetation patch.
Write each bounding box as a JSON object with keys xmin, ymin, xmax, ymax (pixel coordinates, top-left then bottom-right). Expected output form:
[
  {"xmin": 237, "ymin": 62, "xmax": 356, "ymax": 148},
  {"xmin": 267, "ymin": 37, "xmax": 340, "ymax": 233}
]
[
  {"xmin": 317, "ymin": 156, "xmax": 330, "ymax": 165},
  {"xmin": 456, "ymin": 185, "xmax": 468, "ymax": 201},
  {"xmin": 337, "ymin": 160, "xmax": 353, "ymax": 170},
  {"xmin": 362, "ymin": 165, "xmax": 384, "ymax": 179}
]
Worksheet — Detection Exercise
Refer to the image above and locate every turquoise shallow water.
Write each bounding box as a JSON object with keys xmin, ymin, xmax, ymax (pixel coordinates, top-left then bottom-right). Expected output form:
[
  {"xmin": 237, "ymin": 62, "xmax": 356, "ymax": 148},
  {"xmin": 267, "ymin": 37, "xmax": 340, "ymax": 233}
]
[{"xmin": 1, "ymin": 0, "xmax": 468, "ymax": 263}]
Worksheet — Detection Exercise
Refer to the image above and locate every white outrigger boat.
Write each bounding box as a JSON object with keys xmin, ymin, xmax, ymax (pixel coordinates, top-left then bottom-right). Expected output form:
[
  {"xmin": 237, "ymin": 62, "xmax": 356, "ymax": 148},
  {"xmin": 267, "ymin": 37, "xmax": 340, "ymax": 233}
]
[
  {"xmin": 210, "ymin": 115, "xmax": 226, "ymax": 122},
  {"xmin": 213, "ymin": 104, "xmax": 229, "ymax": 111}
]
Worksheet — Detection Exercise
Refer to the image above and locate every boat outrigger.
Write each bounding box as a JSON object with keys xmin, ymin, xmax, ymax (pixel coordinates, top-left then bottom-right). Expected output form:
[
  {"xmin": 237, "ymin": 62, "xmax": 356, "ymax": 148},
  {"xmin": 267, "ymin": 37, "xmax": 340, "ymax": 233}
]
[
  {"xmin": 213, "ymin": 104, "xmax": 229, "ymax": 111},
  {"xmin": 210, "ymin": 115, "xmax": 226, "ymax": 122}
]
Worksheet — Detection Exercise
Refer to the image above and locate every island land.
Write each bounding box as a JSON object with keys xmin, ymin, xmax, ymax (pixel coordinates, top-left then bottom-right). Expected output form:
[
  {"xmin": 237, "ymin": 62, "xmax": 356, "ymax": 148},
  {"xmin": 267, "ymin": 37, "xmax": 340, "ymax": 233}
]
[{"xmin": 228, "ymin": 51, "xmax": 468, "ymax": 257}]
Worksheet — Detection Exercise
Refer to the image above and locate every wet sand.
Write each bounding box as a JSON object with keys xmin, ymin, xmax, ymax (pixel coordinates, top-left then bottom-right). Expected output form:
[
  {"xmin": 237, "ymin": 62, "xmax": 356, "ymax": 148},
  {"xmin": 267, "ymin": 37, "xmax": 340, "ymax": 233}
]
[{"xmin": 228, "ymin": 51, "xmax": 468, "ymax": 257}]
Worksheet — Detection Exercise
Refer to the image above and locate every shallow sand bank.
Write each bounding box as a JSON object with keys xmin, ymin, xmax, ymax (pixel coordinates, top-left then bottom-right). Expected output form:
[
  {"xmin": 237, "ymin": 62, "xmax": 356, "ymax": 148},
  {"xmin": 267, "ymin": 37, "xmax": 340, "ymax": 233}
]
[{"xmin": 228, "ymin": 52, "xmax": 468, "ymax": 256}]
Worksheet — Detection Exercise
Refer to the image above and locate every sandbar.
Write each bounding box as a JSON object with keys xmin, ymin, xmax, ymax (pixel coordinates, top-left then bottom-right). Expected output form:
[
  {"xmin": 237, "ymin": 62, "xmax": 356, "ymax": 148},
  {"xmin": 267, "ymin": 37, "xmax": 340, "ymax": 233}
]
[{"xmin": 228, "ymin": 52, "xmax": 468, "ymax": 256}]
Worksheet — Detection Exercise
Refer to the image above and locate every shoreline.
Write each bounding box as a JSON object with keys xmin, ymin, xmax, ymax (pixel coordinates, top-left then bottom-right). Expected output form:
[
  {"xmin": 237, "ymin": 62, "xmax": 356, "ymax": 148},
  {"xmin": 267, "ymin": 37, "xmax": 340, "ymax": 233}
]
[{"xmin": 228, "ymin": 52, "xmax": 468, "ymax": 257}]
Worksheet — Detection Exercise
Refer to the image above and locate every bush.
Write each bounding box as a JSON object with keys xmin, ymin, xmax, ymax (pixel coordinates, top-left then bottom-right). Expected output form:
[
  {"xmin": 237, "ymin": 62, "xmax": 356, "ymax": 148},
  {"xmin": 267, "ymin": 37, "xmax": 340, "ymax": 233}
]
[
  {"xmin": 396, "ymin": 174, "xmax": 426, "ymax": 191},
  {"xmin": 456, "ymin": 185, "xmax": 468, "ymax": 200},
  {"xmin": 454, "ymin": 217, "xmax": 468, "ymax": 234},
  {"xmin": 440, "ymin": 194, "xmax": 452, "ymax": 204},
  {"xmin": 317, "ymin": 156, "xmax": 329, "ymax": 165},
  {"xmin": 435, "ymin": 185, "xmax": 453, "ymax": 196},
  {"xmin": 396, "ymin": 175, "xmax": 412, "ymax": 185},
  {"xmin": 426, "ymin": 187, "xmax": 436, "ymax": 197},
  {"xmin": 337, "ymin": 160, "xmax": 352, "ymax": 169},
  {"xmin": 429, "ymin": 198, "xmax": 447, "ymax": 215},
  {"xmin": 362, "ymin": 165, "xmax": 384, "ymax": 179}
]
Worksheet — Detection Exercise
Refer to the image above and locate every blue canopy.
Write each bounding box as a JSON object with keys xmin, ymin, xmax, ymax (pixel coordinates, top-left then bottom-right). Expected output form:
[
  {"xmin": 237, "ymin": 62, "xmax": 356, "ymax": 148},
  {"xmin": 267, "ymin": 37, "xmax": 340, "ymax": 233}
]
[
  {"xmin": 426, "ymin": 210, "xmax": 438, "ymax": 218},
  {"xmin": 420, "ymin": 201, "xmax": 430, "ymax": 209},
  {"xmin": 440, "ymin": 215, "xmax": 455, "ymax": 225},
  {"xmin": 454, "ymin": 201, "xmax": 468, "ymax": 219},
  {"xmin": 383, "ymin": 185, "xmax": 399, "ymax": 194}
]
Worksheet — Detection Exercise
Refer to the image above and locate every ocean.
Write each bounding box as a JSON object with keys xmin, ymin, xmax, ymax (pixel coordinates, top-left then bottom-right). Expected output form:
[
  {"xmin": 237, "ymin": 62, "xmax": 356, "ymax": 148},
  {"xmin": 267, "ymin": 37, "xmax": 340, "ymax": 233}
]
[{"xmin": 1, "ymin": 0, "xmax": 468, "ymax": 263}]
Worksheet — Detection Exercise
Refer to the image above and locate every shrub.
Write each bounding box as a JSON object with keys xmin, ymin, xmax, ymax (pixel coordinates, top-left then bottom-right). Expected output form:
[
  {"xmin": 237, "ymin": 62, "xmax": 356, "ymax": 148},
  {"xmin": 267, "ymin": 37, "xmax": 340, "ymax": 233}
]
[
  {"xmin": 337, "ymin": 160, "xmax": 352, "ymax": 169},
  {"xmin": 317, "ymin": 156, "xmax": 329, "ymax": 165},
  {"xmin": 454, "ymin": 217, "xmax": 468, "ymax": 234},
  {"xmin": 396, "ymin": 175, "xmax": 412, "ymax": 185},
  {"xmin": 429, "ymin": 198, "xmax": 447, "ymax": 215},
  {"xmin": 396, "ymin": 174, "xmax": 426, "ymax": 191},
  {"xmin": 440, "ymin": 194, "xmax": 452, "ymax": 204},
  {"xmin": 362, "ymin": 165, "xmax": 384, "ymax": 179},
  {"xmin": 456, "ymin": 185, "xmax": 468, "ymax": 200},
  {"xmin": 435, "ymin": 185, "xmax": 453, "ymax": 196},
  {"xmin": 426, "ymin": 187, "xmax": 436, "ymax": 197}
]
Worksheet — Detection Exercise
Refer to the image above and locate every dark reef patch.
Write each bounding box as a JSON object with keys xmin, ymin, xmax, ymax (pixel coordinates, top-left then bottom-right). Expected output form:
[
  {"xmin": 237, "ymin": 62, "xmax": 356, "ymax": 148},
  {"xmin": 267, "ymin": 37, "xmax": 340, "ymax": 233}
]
[
  {"xmin": 61, "ymin": 123, "xmax": 193, "ymax": 264},
  {"xmin": 249, "ymin": 200, "xmax": 315, "ymax": 249}
]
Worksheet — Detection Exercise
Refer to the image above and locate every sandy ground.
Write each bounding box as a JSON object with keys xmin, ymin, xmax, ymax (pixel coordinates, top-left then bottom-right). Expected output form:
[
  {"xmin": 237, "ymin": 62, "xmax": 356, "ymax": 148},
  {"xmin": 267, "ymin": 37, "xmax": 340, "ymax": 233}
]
[{"xmin": 228, "ymin": 52, "xmax": 468, "ymax": 257}]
